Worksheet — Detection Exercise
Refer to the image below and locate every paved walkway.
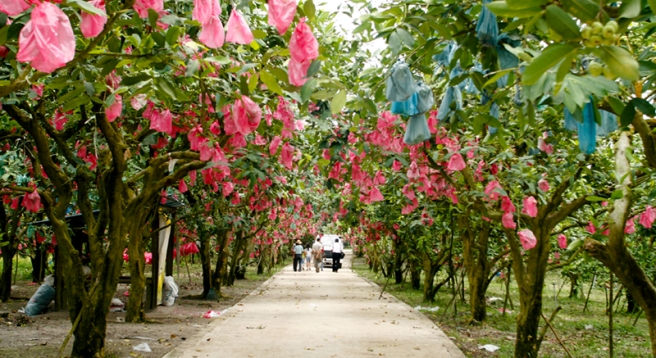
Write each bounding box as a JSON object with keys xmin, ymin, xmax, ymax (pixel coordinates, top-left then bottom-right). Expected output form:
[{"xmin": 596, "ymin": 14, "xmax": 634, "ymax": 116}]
[{"xmin": 164, "ymin": 251, "xmax": 465, "ymax": 358}]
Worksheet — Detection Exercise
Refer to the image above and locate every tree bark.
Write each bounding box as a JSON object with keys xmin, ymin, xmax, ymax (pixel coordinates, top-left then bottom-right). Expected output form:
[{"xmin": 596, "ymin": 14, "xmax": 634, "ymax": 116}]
[
  {"xmin": 462, "ymin": 219, "xmax": 492, "ymax": 322},
  {"xmin": 584, "ymin": 132, "xmax": 656, "ymax": 356},
  {"xmin": 199, "ymin": 232, "xmax": 212, "ymax": 298}
]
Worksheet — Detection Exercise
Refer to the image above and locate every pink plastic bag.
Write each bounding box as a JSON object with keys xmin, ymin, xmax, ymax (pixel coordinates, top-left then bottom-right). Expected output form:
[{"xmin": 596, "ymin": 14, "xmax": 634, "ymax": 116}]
[
  {"xmin": 106, "ymin": 94, "xmax": 122, "ymax": 122},
  {"xmin": 133, "ymin": 0, "xmax": 163, "ymax": 18},
  {"xmin": 0, "ymin": 0, "xmax": 31, "ymax": 16},
  {"xmin": 268, "ymin": 0, "xmax": 296, "ymax": 35},
  {"xmin": 232, "ymin": 96, "xmax": 261, "ymax": 135},
  {"xmin": 225, "ymin": 10, "xmax": 253, "ymax": 45},
  {"xmin": 22, "ymin": 186, "xmax": 40, "ymax": 213},
  {"xmin": 80, "ymin": 0, "xmax": 107, "ymax": 38},
  {"xmin": 289, "ymin": 18, "xmax": 318, "ymax": 62},
  {"xmin": 17, "ymin": 2, "xmax": 75, "ymax": 73},
  {"xmin": 203, "ymin": 310, "xmax": 219, "ymax": 318},
  {"xmin": 199, "ymin": 16, "xmax": 225, "ymax": 49},
  {"xmin": 288, "ymin": 57, "xmax": 311, "ymax": 86},
  {"xmin": 193, "ymin": 0, "xmax": 221, "ymax": 26}
]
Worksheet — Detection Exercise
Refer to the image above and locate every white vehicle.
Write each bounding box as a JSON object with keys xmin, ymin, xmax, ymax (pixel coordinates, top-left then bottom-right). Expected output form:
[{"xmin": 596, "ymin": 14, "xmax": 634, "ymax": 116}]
[{"xmin": 320, "ymin": 234, "xmax": 342, "ymax": 267}]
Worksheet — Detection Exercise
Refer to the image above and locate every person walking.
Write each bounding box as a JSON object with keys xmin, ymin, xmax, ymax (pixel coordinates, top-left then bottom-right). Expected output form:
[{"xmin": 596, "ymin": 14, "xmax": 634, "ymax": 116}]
[
  {"xmin": 293, "ymin": 240, "xmax": 304, "ymax": 272},
  {"xmin": 305, "ymin": 244, "xmax": 312, "ymax": 271},
  {"xmin": 312, "ymin": 238, "xmax": 323, "ymax": 273},
  {"xmin": 332, "ymin": 237, "xmax": 343, "ymax": 273}
]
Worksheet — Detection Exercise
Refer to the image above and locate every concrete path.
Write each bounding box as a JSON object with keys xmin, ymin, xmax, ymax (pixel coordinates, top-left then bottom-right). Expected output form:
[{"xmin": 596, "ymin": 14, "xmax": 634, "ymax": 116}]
[{"xmin": 164, "ymin": 251, "xmax": 465, "ymax": 358}]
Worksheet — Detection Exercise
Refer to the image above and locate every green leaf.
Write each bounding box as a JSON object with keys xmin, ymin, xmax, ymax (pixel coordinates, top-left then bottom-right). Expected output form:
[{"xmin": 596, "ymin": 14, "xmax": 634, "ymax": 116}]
[
  {"xmin": 545, "ymin": 5, "xmax": 581, "ymax": 40},
  {"xmin": 620, "ymin": 102, "xmax": 636, "ymax": 127},
  {"xmin": 166, "ymin": 26, "xmax": 182, "ymax": 46},
  {"xmin": 586, "ymin": 196, "xmax": 607, "ymax": 202},
  {"xmin": 630, "ymin": 98, "xmax": 655, "ymax": 117},
  {"xmin": 619, "ymin": 0, "xmax": 641, "ymax": 18},
  {"xmin": 522, "ymin": 44, "xmax": 577, "ymax": 86},
  {"xmin": 363, "ymin": 98, "xmax": 378, "ymax": 116},
  {"xmin": 395, "ymin": 28, "xmax": 414, "ymax": 48},
  {"xmin": 388, "ymin": 32, "xmax": 401, "ymax": 55},
  {"xmin": 83, "ymin": 82, "xmax": 96, "ymax": 96},
  {"xmin": 300, "ymin": 79, "xmax": 317, "ymax": 103},
  {"xmin": 304, "ymin": 0, "xmax": 316, "ymax": 21},
  {"xmin": 506, "ymin": 0, "xmax": 549, "ymax": 8},
  {"xmin": 566, "ymin": 239, "xmax": 584, "ymax": 254},
  {"xmin": 650, "ymin": 0, "xmax": 656, "ymax": 14},
  {"xmin": 607, "ymin": 97, "xmax": 625, "ymax": 115},
  {"xmin": 483, "ymin": 69, "xmax": 514, "ymax": 89},
  {"xmin": 69, "ymin": 0, "xmax": 106, "ymax": 16},
  {"xmin": 122, "ymin": 74, "xmax": 151, "ymax": 86},
  {"xmin": 595, "ymin": 46, "xmax": 639, "ymax": 82},
  {"xmin": 485, "ymin": 1, "xmax": 542, "ymax": 18},
  {"xmin": 610, "ymin": 189, "xmax": 624, "ymax": 200},
  {"xmin": 148, "ymin": 8, "xmax": 160, "ymax": 29},
  {"xmin": 260, "ymin": 70, "xmax": 283, "ymax": 95},
  {"xmin": 561, "ymin": 0, "xmax": 601, "ymax": 22},
  {"xmin": 306, "ymin": 60, "xmax": 322, "ymax": 78},
  {"xmin": 63, "ymin": 95, "xmax": 90, "ymax": 112},
  {"xmin": 331, "ymin": 90, "xmax": 347, "ymax": 115}
]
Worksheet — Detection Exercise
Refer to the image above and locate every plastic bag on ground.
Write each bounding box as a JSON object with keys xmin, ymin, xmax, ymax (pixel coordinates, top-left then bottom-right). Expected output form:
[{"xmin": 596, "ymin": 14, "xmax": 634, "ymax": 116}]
[
  {"xmin": 162, "ymin": 276, "xmax": 178, "ymax": 307},
  {"xmin": 24, "ymin": 283, "xmax": 55, "ymax": 316},
  {"xmin": 479, "ymin": 344, "xmax": 500, "ymax": 352},
  {"xmin": 133, "ymin": 343, "xmax": 152, "ymax": 352}
]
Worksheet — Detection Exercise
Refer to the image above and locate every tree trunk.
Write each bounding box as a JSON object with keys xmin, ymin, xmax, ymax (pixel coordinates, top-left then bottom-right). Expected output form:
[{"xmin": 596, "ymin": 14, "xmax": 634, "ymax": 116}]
[
  {"xmin": 30, "ymin": 244, "xmax": 47, "ymax": 282},
  {"xmin": 462, "ymin": 220, "xmax": 491, "ymax": 322},
  {"xmin": 568, "ymin": 272, "xmax": 579, "ymax": 298},
  {"xmin": 514, "ymin": 291, "xmax": 543, "ymax": 358},
  {"xmin": 584, "ymin": 132, "xmax": 656, "ymax": 357},
  {"xmin": 422, "ymin": 252, "xmax": 439, "ymax": 302},
  {"xmin": 0, "ymin": 248, "xmax": 15, "ymax": 302},
  {"xmin": 126, "ymin": 236, "xmax": 145, "ymax": 322},
  {"xmin": 410, "ymin": 265, "xmax": 421, "ymax": 290},
  {"xmin": 393, "ymin": 239, "xmax": 404, "ymax": 284},
  {"xmin": 212, "ymin": 230, "xmax": 229, "ymax": 295},
  {"xmin": 199, "ymin": 233, "xmax": 212, "ymax": 299}
]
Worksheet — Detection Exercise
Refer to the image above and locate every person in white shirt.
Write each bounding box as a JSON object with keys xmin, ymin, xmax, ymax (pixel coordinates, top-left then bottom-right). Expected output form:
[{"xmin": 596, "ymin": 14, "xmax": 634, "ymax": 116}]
[
  {"xmin": 293, "ymin": 240, "xmax": 304, "ymax": 272},
  {"xmin": 311, "ymin": 238, "xmax": 323, "ymax": 273},
  {"xmin": 304, "ymin": 245, "xmax": 312, "ymax": 271},
  {"xmin": 332, "ymin": 238, "xmax": 343, "ymax": 272}
]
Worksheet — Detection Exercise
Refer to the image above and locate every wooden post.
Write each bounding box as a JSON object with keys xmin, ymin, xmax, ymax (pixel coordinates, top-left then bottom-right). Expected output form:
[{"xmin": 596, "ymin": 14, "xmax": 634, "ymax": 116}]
[
  {"xmin": 609, "ymin": 272, "xmax": 614, "ymax": 358},
  {"xmin": 149, "ymin": 216, "xmax": 159, "ymax": 310},
  {"xmin": 165, "ymin": 212, "xmax": 175, "ymax": 276}
]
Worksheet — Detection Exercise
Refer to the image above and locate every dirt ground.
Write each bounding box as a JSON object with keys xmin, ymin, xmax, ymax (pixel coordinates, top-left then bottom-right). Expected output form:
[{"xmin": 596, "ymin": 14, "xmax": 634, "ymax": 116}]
[{"xmin": 0, "ymin": 269, "xmax": 275, "ymax": 358}]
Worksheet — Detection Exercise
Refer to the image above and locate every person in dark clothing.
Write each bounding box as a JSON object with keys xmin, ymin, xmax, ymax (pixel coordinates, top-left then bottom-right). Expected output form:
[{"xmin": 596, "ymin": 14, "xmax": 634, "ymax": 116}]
[{"xmin": 332, "ymin": 238, "xmax": 343, "ymax": 272}]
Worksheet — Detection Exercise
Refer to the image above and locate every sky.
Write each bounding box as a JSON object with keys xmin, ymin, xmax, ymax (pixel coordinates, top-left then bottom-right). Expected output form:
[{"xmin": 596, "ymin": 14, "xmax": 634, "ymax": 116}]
[{"xmin": 316, "ymin": 0, "xmax": 386, "ymax": 59}]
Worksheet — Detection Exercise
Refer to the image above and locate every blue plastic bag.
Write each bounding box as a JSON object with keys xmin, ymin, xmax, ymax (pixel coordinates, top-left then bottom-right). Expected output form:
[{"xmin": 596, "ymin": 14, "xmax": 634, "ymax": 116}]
[
  {"xmin": 415, "ymin": 82, "xmax": 434, "ymax": 114},
  {"xmin": 24, "ymin": 283, "xmax": 55, "ymax": 316},
  {"xmin": 404, "ymin": 113, "xmax": 432, "ymax": 146},
  {"xmin": 564, "ymin": 107, "xmax": 578, "ymax": 131},
  {"xmin": 596, "ymin": 110, "xmax": 618, "ymax": 137},
  {"xmin": 391, "ymin": 93, "xmax": 419, "ymax": 116},
  {"xmin": 489, "ymin": 102, "xmax": 500, "ymax": 135},
  {"xmin": 386, "ymin": 61, "xmax": 417, "ymax": 102},
  {"xmin": 496, "ymin": 34, "xmax": 520, "ymax": 87},
  {"xmin": 433, "ymin": 41, "xmax": 454, "ymax": 68},
  {"xmin": 476, "ymin": 0, "xmax": 498, "ymax": 47},
  {"xmin": 437, "ymin": 86, "xmax": 463, "ymax": 122},
  {"xmin": 578, "ymin": 101, "xmax": 597, "ymax": 155}
]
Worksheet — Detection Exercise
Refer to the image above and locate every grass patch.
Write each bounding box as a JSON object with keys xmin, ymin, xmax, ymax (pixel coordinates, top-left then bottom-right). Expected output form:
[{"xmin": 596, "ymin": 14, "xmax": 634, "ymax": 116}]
[{"xmin": 351, "ymin": 257, "xmax": 651, "ymax": 357}]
